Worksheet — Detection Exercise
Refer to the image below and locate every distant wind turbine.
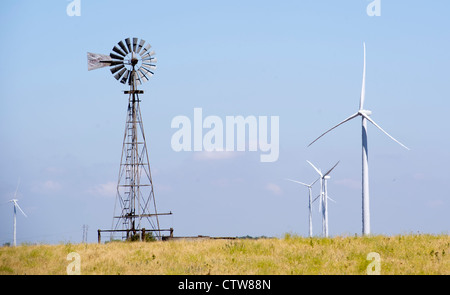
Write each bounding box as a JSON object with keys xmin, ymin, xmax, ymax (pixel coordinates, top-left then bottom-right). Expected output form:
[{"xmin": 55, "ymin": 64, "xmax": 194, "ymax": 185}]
[
  {"xmin": 308, "ymin": 43, "xmax": 409, "ymax": 236},
  {"xmin": 307, "ymin": 160, "xmax": 339, "ymax": 237},
  {"xmin": 286, "ymin": 177, "xmax": 319, "ymax": 237},
  {"xmin": 9, "ymin": 179, "xmax": 27, "ymax": 247}
]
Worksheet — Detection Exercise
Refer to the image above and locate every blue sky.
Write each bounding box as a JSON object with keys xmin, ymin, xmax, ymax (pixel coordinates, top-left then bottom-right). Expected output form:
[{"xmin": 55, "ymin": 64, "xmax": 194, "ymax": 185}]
[{"xmin": 0, "ymin": 0, "xmax": 449, "ymax": 244}]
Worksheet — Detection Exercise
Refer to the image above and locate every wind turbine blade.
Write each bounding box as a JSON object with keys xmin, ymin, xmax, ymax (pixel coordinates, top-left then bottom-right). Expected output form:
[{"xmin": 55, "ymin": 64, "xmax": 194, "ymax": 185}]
[
  {"xmin": 324, "ymin": 161, "xmax": 340, "ymax": 177},
  {"xmin": 319, "ymin": 194, "xmax": 323, "ymax": 212},
  {"xmin": 327, "ymin": 196, "xmax": 337, "ymax": 203},
  {"xmin": 14, "ymin": 202, "xmax": 27, "ymax": 218},
  {"xmin": 308, "ymin": 113, "xmax": 360, "ymax": 147},
  {"xmin": 360, "ymin": 113, "xmax": 410, "ymax": 150},
  {"xmin": 285, "ymin": 178, "xmax": 309, "ymax": 187},
  {"xmin": 309, "ymin": 177, "xmax": 320, "ymax": 187},
  {"xmin": 359, "ymin": 42, "xmax": 366, "ymax": 110},
  {"xmin": 13, "ymin": 178, "xmax": 21, "ymax": 199},
  {"xmin": 306, "ymin": 160, "xmax": 322, "ymax": 177},
  {"xmin": 312, "ymin": 194, "xmax": 321, "ymax": 203}
]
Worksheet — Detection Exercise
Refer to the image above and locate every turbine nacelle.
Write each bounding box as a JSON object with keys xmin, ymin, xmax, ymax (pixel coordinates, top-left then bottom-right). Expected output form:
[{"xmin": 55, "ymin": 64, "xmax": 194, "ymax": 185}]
[
  {"xmin": 9, "ymin": 199, "xmax": 27, "ymax": 218},
  {"xmin": 358, "ymin": 109, "xmax": 372, "ymax": 116}
]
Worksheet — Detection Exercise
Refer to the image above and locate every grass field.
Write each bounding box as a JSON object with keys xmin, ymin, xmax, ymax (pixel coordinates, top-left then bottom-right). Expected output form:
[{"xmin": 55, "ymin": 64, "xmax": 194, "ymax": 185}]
[{"xmin": 0, "ymin": 234, "xmax": 448, "ymax": 275}]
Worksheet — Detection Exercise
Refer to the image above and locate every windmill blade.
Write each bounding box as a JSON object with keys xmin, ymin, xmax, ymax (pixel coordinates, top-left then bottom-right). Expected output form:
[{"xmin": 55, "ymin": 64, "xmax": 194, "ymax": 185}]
[
  {"xmin": 14, "ymin": 201, "xmax": 27, "ymax": 218},
  {"xmin": 132, "ymin": 38, "xmax": 138, "ymax": 52},
  {"xmin": 140, "ymin": 44, "xmax": 152, "ymax": 56},
  {"xmin": 110, "ymin": 52, "xmax": 125, "ymax": 61},
  {"xmin": 359, "ymin": 42, "xmax": 366, "ymax": 110},
  {"xmin": 141, "ymin": 66, "xmax": 154, "ymax": 77},
  {"xmin": 142, "ymin": 61, "xmax": 157, "ymax": 67},
  {"xmin": 125, "ymin": 38, "xmax": 132, "ymax": 53},
  {"xmin": 306, "ymin": 160, "xmax": 322, "ymax": 177},
  {"xmin": 137, "ymin": 39, "xmax": 146, "ymax": 54},
  {"xmin": 120, "ymin": 70, "xmax": 130, "ymax": 84},
  {"xmin": 285, "ymin": 178, "xmax": 309, "ymax": 187},
  {"xmin": 109, "ymin": 60, "xmax": 124, "ymax": 67},
  {"xmin": 134, "ymin": 71, "xmax": 142, "ymax": 85},
  {"xmin": 142, "ymin": 63, "xmax": 157, "ymax": 71},
  {"xmin": 118, "ymin": 40, "xmax": 129, "ymax": 54},
  {"xmin": 324, "ymin": 161, "xmax": 340, "ymax": 177},
  {"xmin": 114, "ymin": 67, "xmax": 127, "ymax": 81},
  {"xmin": 112, "ymin": 46, "xmax": 126, "ymax": 57},
  {"xmin": 138, "ymin": 69, "xmax": 149, "ymax": 82},
  {"xmin": 87, "ymin": 52, "xmax": 112, "ymax": 71},
  {"xmin": 110, "ymin": 64, "xmax": 125, "ymax": 75},
  {"xmin": 360, "ymin": 113, "xmax": 410, "ymax": 150},
  {"xmin": 308, "ymin": 112, "xmax": 360, "ymax": 147},
  {"xmin": 127, "ymin": 70, "xmax": 141, "ymax": 85},
  {"xmin": 142, "ymin": 51, "xmax": 156, "ymax": 59},
  {"xmin": 142, "ymin": 57, "xmax": 157, "ymax": 63}
]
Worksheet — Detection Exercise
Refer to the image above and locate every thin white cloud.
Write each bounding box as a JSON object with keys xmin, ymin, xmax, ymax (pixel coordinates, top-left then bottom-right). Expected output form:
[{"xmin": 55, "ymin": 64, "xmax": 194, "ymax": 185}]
[
  {"xmin": 87, "ymin": 181, "xmax": 116, "ymax": 198},
  {"xmin": 31, "ymin": 180, "xmax": 62, "ymax": 193},
  {"xmin": 266, "ymin": 182, "xmax": 282, "ymax": 196},
  {"xmin": 210, "ymin": 177, "xmax": 244, "ymax": 188},
  {"xmin": 427, "ymin": 199, "xmax": 444, "ymax": 209}
]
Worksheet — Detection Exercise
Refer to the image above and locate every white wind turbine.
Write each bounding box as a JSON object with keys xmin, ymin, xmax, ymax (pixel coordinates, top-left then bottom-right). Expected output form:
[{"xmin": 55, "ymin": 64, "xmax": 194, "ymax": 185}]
[
  {"xmin": 308, "ymin": 43, "xmax": 409, "ymax": 236},
  {"xmin": 307, "ymin": 160, "xmax": 339, "ymax": 238},
  {"xmin": 9, "ymin": 179, "xmax": 27, "ymax": 247},
  {"xmin": 286, "ymin": 177, "xmax": 319, "ymax": 237}
]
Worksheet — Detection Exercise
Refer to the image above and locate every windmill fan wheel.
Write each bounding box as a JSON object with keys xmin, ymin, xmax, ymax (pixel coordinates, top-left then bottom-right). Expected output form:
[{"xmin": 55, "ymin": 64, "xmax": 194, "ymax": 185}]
[{"xmin": 109, "ymin": 37, "xmax": 157, "ymax": 85}]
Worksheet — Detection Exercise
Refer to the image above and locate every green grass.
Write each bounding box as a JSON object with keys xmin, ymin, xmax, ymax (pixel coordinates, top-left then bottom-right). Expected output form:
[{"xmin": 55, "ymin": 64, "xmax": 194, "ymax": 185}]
[{"xmin": 0, "ymin": 234, "xmax": 448, "ymax": 275}]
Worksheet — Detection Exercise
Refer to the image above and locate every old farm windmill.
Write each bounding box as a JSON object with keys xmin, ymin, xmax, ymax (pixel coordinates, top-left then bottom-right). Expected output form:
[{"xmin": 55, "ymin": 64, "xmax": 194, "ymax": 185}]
[{"xmin": 88, "ymin": 38, "xmax": 172, "ymax": 242}]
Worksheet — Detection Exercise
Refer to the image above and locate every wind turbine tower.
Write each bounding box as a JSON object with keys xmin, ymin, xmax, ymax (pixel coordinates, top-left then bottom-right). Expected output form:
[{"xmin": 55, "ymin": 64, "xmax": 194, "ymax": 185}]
[
  {"xmin": 307, "ymin": 160, "xmax": 339, "ymax": 237},
  {"xmin": 9, "ymin": 179, "xmax": 27, "ymax": 247},
  {"xmin": 286, "ymin": 178, "xmax": 319, "ymax": 237}
]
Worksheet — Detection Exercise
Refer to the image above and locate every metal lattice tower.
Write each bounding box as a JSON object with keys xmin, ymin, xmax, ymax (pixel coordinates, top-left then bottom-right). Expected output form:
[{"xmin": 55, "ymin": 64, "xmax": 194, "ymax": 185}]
[
  {"xmin": 88, "ymin": 37, "xmax": 172, "ymax": 242},
  {"xmin": 112, "ymin": 84, "xmax": 160, "ymax": 240}
]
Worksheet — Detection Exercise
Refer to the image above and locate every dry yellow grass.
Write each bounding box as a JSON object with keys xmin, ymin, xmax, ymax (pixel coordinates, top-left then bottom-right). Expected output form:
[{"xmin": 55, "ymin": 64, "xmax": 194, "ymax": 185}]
[{"xmin": 0, "ymin": 234, "xmax": 448, "ymax": 275}]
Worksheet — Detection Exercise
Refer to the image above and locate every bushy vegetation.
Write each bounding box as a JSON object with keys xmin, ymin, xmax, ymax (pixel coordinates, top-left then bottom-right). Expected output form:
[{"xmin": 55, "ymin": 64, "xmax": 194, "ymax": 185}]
[{"xmin": 0, "ymin": 234, "xmax": 448, "ymax": 275}]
